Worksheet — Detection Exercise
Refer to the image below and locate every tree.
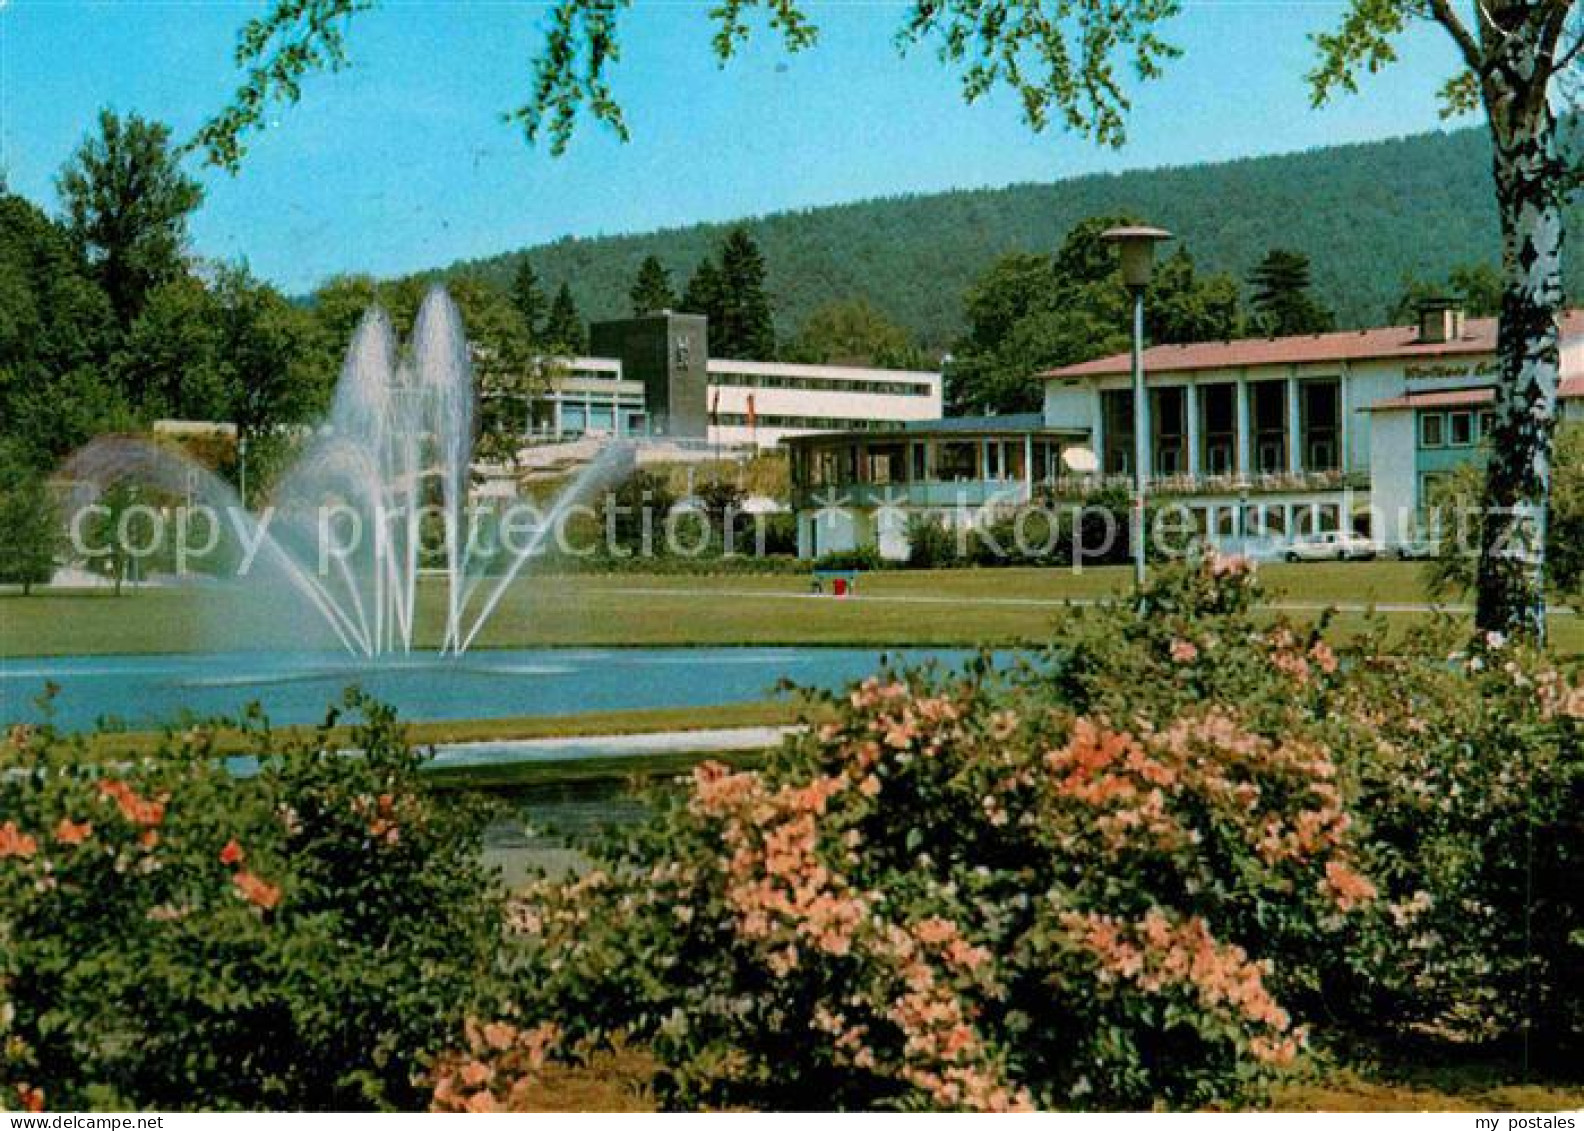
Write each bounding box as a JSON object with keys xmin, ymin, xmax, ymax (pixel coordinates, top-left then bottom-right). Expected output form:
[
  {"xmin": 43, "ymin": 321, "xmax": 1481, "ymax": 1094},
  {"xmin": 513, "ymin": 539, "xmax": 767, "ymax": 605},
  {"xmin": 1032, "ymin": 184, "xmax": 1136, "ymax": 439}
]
[
  {"xmin": 629, "ymin": 254, "xmax": 677, "ymax": 315},
  {"xmin": 1311, "ymin": 0, "xmax": 1582, "ymax": 639},
  {"xmin": 542, "ymin": 282, "xmax": 586, "ymax": 353},
  {"xmin": 195, "ymin": 0, "xmax": 1583, "ymax": 636},
  {"xmin": 0, "ymin": 191, "xmax": 122, "ymax": 468},
  {"xmin": 682, "ymin": 257, "xmax": 725, "ymax": 327},
  {"xmin": 0, "ymin": 444, "xmax": 59, "ymax": 595},
  {"xmin": 1248, "ymin": 249, "xmax": 1335, "ymax": 337},
  {"xmin": 714, "ymin": 227, "xmax": 776, "ymax": 360},
  {"xmin": 511, "ymin": 258, "xmax": 549, "ymax": 342},
  {"xmin": 113, "ymin": 275, "xmax": 228, "ymax": 417},
  {"xmin": 1391, "ymin": 261, "xmax": 1505, "ymax": 323},
  {"xmin": 787, "ymin": 297, "xmax": 924, "ymax": 368},
  {"xmin": 949, "ymin": 218, "xmax": 1240, "ymax": 414},
  {"xmin": 213, "ymin": 266, "xmax": 334, "ymax": 440},
  {"xmin": 58, "ymin": 109, "xmax": 203, "ymax": 328},
  {"xmin": 1425, "ymin": 422, "xmax": 1584, "ymax": 611}
]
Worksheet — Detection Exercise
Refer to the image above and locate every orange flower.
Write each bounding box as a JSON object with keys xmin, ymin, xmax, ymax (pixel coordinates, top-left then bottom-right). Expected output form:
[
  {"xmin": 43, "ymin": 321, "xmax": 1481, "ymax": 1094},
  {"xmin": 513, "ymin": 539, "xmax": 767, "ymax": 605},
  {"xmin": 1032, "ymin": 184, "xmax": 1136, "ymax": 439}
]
[
  {"xmin": 219, "ymin": 838, "xmax": 245, "ymax": 865},
  {"xmin": 233, "ymin": 870, "xmax": 283, "ymax": 910},
  {"xmin": 0, "ymin": 820, "xmax": 38, "ymax": 860},
  {"xmin": 53, "ymin": 818, "xmax": 93, "ymax": 846},
  {"xmin": 13, "ymin": 1083, "xmax": 45, "ymax": 1112},
  {"xmin": 98, "ymin": 779, "xmax": 166, "ymax": 826}
]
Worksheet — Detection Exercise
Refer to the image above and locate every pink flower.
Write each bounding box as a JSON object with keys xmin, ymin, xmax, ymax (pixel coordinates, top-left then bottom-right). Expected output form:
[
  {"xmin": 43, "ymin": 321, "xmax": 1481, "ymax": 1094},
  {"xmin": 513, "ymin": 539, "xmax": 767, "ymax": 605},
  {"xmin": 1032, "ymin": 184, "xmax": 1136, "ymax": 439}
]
[{"xmin": 1170, "ymin": 638, "xmax": 1199, "ymax": 664}]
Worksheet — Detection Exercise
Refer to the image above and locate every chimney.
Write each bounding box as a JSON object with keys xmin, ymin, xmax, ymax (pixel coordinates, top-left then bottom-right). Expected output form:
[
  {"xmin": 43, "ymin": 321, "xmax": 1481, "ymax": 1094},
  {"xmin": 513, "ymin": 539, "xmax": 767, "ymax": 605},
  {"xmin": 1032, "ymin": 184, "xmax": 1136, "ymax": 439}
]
[{"xmin": 1417, "ymin": 297, "xmax": 1465, "ymax": 345}]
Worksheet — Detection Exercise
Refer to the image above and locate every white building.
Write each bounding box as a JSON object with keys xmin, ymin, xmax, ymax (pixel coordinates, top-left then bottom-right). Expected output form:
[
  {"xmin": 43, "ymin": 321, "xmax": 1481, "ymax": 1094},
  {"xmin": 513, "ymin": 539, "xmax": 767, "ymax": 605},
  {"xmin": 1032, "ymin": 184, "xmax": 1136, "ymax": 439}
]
[
  {"xmin": 527, "ymin": 355, "xmax": 941, "ymax": 449},
  {"xmin": 785, "ymin": 304, "xmax": 1584, "ymax": 559}
]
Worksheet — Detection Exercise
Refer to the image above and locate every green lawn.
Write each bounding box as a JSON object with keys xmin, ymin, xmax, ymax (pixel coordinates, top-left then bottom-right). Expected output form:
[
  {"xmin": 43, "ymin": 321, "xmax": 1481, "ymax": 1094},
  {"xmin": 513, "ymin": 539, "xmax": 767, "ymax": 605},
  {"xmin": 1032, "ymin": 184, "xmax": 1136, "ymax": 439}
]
[{"xmin": 4, "ymin": 561, "xmax": 1579, "ymax": 657}]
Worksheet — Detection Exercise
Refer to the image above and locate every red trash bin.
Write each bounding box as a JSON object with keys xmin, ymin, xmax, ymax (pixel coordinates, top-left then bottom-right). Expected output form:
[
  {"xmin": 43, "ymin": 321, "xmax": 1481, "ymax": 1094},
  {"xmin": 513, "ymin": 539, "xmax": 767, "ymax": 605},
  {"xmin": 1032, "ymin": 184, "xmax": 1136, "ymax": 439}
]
[{"xmin": 832, "ymin": 577, "xmax": 848, "ymax": 598}]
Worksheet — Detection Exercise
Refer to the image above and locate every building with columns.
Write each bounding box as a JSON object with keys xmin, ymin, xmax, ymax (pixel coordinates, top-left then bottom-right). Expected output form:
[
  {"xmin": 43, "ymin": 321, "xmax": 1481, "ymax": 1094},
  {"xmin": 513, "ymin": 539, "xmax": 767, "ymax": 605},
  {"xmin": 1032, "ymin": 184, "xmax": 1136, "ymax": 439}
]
[{"xmin": 784, "ymin": 304, "xmax": 1584, "ymax": 560}]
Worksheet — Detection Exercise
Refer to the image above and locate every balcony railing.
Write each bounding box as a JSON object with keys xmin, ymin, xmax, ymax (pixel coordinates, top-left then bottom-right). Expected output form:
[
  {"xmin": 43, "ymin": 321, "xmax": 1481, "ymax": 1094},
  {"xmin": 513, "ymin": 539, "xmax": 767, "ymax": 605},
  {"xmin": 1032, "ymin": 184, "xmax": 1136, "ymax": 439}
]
[
  {"xmin": 1038, "ymin": 469, "xmax": 1368, "ymax": 498},
  {"xmin": 790, "ymin": 469, "xmax": 1369, "ymax": 509}
]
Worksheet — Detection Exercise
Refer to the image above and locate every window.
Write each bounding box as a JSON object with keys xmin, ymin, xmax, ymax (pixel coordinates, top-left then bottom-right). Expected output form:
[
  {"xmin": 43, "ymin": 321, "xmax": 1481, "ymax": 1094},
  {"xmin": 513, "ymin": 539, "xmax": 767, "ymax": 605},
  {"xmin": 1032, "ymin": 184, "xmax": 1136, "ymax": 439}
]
[
  {"xmin": 1199, "ymin": 384, "xmax": 1237, "ymax": 476},
  {"xmin": 865, "ymin": 443, "xmax": 908, "ymax": 485},
  {"xmin": 1251, "ymin": 381, "xmax": 1287, "ymax": 473},
  {"xmin": 937, "ymin": 442, "xmax": 979, "ymax": 482},
  {"xmin": 1101, "ymin": 389, "xmax": 1134, "ymax": 474},
  {"xmin": 1300, "ymin": 379, "xmax": 1341, "ymax": 471},
  {"xmin": 1448, "ymin": 411, "xmax": 1474, "ymax": 446},
  {"xmin": 1152, "ymin": 386, "xmax": 1186, "ymax": 477},
  {"xmin": 1420, "ymin": 413, "xmax": 1444, "ymax": 448},
  {"xmin": 912, "ymin": 443, "xmax": 929, "ymax": 482}
]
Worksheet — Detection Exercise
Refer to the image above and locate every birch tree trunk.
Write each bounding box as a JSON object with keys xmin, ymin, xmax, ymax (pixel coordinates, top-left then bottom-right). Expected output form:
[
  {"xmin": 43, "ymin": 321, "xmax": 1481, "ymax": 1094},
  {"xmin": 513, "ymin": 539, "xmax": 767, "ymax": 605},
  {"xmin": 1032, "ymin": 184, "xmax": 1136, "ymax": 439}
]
[{"xmin": 1473, "ymin": 44, "xmax": 1568, "ymax": 641}]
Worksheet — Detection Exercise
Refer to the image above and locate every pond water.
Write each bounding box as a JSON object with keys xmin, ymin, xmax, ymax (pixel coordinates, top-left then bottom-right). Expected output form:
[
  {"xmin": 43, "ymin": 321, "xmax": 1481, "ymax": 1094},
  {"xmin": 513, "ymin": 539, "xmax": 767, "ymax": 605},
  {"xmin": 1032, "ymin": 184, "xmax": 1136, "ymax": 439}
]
[{"xmin": 0, "ymin": 646, "xmax": 980, "ymax": 732}]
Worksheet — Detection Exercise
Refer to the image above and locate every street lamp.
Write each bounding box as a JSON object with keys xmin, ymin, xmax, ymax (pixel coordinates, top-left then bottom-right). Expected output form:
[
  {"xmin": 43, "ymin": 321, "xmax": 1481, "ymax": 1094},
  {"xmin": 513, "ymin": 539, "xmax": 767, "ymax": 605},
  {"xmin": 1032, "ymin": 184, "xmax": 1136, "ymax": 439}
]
[{"xmin": 1101, "ymin": 224, "xmax": 1173, "ymax": 591}]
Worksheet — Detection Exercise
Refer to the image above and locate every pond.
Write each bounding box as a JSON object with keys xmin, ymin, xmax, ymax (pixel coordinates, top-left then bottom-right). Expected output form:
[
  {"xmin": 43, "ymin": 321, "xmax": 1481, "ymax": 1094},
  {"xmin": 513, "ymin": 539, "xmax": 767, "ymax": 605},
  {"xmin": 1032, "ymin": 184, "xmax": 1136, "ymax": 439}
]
[{"xmin": 0, "ymin": 646, "xmax": 982, "ymax": 732}]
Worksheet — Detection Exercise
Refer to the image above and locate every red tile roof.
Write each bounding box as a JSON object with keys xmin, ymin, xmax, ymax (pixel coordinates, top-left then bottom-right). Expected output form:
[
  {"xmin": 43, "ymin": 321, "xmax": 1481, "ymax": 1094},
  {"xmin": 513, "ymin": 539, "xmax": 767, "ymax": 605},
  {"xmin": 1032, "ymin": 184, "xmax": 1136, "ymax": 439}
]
[
  {"xmin": 1366, "ymin": 377, "xmax": 1584, "ymax": 411},
  {"xmin": 1043, "ymin": 310, "xmax": 1584, "ymax": 380},
  {"xmin": 1364, "ymin": 388, "xmax": 1495, "ymax": 412}
]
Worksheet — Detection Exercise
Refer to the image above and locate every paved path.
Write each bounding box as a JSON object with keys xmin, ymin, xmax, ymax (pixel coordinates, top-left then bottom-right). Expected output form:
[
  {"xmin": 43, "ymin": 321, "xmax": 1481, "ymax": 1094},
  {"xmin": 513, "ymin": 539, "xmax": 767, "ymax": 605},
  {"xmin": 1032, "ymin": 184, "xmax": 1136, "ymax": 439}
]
[
  {"xmin": 428, "ymin": 724, "xmax": 799, "ymax": 769},
  {"xmin": 583, "ymin": 584, "xmax": 1575, "ymax": 617}
]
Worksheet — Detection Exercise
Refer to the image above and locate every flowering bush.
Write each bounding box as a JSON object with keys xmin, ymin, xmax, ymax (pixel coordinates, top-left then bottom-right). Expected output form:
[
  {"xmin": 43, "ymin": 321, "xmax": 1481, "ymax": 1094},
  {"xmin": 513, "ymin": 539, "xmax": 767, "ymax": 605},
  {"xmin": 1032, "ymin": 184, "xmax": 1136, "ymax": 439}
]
[
  {"xmin": 504, "ymin": 562, "xmax": 1407, "ymax": 1110},
  {"xmin": 1037, "ymin": 558, "xmax": 1582, "ymax": 1055},
  {"xmin": 0, "ymin": 692, "xmax": 503, "ymax": 1112},
  {"xmin": 507, "ymin": 558, "xmax": 1582, "ymax": 1110}
]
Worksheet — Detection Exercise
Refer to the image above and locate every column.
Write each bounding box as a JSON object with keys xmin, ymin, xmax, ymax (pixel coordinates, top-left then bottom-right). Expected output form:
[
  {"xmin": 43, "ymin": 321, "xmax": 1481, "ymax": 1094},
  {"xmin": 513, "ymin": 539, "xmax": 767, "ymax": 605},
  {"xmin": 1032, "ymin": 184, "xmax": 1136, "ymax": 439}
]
[
  {"xmin": 1090, "ymin": 392, "xmax": 1105, "ymax": 474},
  {"xmin": 1286, "ymin": 372, "xmax": 1302, "ymax": 475},
  {"xmin": 1235, "ymin": 377, "xmax": 1251, "ymax": 479},
  {"xmin": 1184, "ymin": 382, "xmax": 1201, "ymax": 481},
  {"xmin": 1023, "ymin": 433, "xmax": 1034, "ymax": 502},
  {"xmin": 1338, "ymin": 363, "xmax": 1351, "ymax": 474}
]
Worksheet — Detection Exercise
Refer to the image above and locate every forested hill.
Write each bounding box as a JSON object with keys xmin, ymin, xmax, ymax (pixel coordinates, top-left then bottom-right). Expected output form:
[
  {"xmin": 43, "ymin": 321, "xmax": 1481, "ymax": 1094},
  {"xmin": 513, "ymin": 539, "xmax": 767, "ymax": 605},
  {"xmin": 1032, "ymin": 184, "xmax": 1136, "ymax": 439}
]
[{"xmin": 442, "ymin": 124, "xmax": 1582, "ymax": 348}]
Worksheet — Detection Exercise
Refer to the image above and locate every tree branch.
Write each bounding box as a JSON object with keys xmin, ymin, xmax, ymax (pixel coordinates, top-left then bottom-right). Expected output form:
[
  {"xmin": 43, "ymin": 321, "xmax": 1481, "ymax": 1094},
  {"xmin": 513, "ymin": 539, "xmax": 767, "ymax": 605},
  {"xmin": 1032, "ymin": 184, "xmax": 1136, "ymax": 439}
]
[{"xmin": 1428, "ymin": 0, "xmax": 1484, "ymax": 68}]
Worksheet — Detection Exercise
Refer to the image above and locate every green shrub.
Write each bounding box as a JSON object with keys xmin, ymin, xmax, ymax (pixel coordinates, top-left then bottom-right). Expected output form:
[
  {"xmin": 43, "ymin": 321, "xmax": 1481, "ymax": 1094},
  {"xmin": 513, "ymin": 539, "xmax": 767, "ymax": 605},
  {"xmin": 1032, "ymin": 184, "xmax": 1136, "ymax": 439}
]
[
  {"xmin": 505, "ymin": 562, "xmax": 1402, "ymax": 1110},
  {"xmin": 0, "ymin": 693, "xmax": 504, "ymax": 1112},
  {"xmin": 903, "ymin": 514, "xmax": 960, "ymax": 569},
  {"xmin": 815, "ymin": 547, "xmax": 884, "ymax": 572},
  {"xmin": 504, "ymin": 558, "xmax": 1583, "ymax": 1109}
]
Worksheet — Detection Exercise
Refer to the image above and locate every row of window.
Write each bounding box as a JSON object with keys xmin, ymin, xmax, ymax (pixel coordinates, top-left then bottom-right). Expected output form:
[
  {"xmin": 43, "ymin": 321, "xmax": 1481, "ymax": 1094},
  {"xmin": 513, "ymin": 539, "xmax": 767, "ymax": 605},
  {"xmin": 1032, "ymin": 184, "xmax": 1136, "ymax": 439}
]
[
  {"xmin": 1099, "ymin": 379, "xmax": 1343, "ymax": 477},
  {"xmin": 1419, "ymin": 409, "xmax": 1496, "ymax": 449},
  {"xmin": 710, "ymin": 372, "xmax": 935, "ymax": 397},
  {"xmin": 793, "ymin": 439, "xmax": 1071, "ymax": 488},
  {"xmin": 715, "ymin": 413, "xmax": 895, "ymax": 431}
]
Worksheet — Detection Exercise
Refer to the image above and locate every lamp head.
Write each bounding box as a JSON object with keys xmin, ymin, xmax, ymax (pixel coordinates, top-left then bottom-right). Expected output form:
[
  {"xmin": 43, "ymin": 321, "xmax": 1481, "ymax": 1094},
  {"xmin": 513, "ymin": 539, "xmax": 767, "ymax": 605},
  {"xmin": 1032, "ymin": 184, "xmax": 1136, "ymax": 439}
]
[{"xmin": 1101, "ymin": 225, "xmax": 1174, "ymax": 291}]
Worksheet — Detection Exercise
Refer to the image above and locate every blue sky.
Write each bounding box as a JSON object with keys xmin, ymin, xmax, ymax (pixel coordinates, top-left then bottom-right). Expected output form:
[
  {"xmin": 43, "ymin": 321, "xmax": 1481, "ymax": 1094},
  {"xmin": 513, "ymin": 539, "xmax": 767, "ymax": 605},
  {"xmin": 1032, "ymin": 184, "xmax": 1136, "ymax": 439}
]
[{"xmin": 1, "ymin": 1, "xmax": 1472, "ymax": 293}]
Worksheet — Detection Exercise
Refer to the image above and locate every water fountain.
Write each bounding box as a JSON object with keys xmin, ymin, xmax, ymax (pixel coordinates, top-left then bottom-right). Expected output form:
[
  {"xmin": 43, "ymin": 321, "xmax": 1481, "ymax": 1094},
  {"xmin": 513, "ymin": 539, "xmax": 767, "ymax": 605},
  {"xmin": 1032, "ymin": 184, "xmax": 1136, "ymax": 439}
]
[{"xmin": 59, "ymin": 285, "xmax": 627, "ymax": 659}]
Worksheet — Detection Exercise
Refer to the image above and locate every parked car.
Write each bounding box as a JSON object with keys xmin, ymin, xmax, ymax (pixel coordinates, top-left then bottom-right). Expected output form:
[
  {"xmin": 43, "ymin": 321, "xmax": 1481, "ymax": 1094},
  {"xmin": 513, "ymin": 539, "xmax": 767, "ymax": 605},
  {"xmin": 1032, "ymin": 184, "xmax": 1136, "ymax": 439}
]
[{"xmin": 1284, "ymin": 531, "xmax": 1377, "ymax": 562}]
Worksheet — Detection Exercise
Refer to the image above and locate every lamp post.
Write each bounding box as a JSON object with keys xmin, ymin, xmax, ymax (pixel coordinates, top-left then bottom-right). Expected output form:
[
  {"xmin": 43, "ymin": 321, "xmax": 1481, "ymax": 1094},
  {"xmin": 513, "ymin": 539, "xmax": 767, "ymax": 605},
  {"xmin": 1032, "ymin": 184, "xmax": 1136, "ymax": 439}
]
[{"xmin": 1101, "ymin": 225, "xmax": 1173, "ymax": 591}]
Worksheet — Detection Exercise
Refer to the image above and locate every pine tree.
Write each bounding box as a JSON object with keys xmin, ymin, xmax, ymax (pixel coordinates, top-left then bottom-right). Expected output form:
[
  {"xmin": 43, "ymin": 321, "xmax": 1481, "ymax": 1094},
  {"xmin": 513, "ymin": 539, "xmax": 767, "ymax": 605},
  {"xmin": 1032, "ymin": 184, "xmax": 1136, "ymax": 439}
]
[
  {"xmin": 1249, "ymin": 249, "xmax": 1334, "ymax": 337},
  {"xmin": 543, "ymin": 282, "xmax": 586, "ymax": 352},
  {"xmin": 629, "ymin": 254, "xmax": 677, "ymax": 315},
  {"xmin": 715, "ymin": 227, "xmax": 776, "ymax": 360},
  {"xmin": 682, "ymin": 257, "xmax": 725, "ymax": 328},
  {"xmin": 511, "ymin": 258, "xmax": 549, "ymax": 343}
]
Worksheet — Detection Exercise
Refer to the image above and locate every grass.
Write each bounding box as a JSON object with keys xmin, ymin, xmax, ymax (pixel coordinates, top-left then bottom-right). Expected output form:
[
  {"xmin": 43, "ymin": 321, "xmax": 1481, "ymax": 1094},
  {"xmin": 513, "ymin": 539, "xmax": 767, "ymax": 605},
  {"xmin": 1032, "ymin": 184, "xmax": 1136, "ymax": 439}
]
[{"xmin": 5, "ymin": 561, "xmax": 1580, "ymax": 657}]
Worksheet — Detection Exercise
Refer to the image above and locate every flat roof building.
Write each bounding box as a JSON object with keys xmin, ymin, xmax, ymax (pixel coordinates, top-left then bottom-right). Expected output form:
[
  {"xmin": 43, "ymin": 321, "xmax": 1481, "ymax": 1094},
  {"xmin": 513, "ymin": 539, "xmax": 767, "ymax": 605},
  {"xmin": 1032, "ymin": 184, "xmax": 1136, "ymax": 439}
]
[{"xmin": 525, "ymin": 312, "xmax": 942, "ymax": 450}]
